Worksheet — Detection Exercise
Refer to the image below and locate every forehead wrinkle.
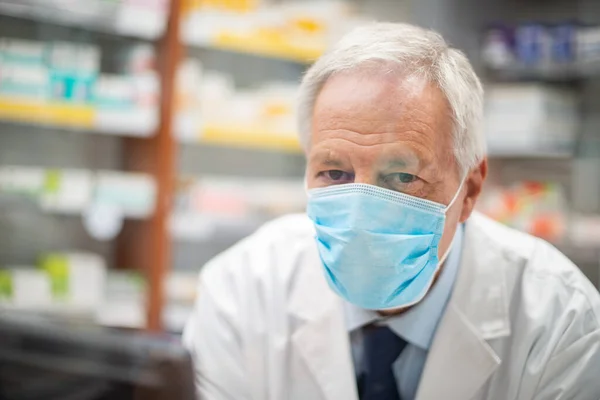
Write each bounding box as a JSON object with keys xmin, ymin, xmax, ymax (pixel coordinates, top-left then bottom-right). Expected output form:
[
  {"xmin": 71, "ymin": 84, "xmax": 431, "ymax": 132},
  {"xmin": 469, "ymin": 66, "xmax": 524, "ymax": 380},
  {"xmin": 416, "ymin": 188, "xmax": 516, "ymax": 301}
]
[
  {"xmin": 313, "ymin": 135, "xmax": 435, "ymax": 172},
  {"xmin": 311, "ymin": 72, "xmax": 455, "ymax": 180},
  {"xmin": 315, "ymin": 129, "xmax": 432, "ymax": 150},
  {"xmin": 316, "ymin": 101, "xmax": 442, "ymax": 140}
]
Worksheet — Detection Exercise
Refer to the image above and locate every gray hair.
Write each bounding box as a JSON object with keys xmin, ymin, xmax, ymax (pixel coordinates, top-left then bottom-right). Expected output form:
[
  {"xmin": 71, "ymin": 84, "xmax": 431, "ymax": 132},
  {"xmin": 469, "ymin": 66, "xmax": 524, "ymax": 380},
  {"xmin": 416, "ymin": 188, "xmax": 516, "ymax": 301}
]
[{"xmin": 297, "ymin": 22, "xmax": 486, "ymax": 175}]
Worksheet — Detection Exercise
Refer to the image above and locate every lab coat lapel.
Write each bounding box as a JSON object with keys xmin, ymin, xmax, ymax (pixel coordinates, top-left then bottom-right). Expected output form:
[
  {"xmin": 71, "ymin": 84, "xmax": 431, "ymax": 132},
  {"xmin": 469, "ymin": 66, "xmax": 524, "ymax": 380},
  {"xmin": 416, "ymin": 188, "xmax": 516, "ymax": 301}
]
[
  {"xmin": 416, "ymin": 214, "xmax": 511, "ymax": 400},
  {"xmin": 289, "ymin": 244, "xmax": 358, "ymax": 400}
]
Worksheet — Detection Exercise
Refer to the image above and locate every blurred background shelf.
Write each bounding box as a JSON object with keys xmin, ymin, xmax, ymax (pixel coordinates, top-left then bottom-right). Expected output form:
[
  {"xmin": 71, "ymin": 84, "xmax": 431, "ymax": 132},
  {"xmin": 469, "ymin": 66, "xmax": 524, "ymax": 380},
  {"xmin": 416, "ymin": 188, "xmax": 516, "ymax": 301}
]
[
  {"xmin": 0, "ymin": 0, "xmax": 170, "ymax": 40},
  {"xmin": 177, "ymin": 126, "xmax": 302, "ymax": 153},
  {"xmin": 0, "ymin": 0, "xmax": 178, "ymax": 331},
  {"xmin": 179, "ymin": 0, "xmax": 369, "ymax": 65},
  {"xmin": 184, "ymin": 34, "xmax": 322, "ymax": 64},
  {"xmin": 2, "ymin": 0, "xmax": 600, "ymax": 335},
  {"xmin": 486, "ymin": 63, "xmax": 600, "ymax": 84},
  {"xmin": 170, "ymin": 212, "xmax": 264, "ymax": 242},
  {"xmin": 0, "ymin": 96, "xmax": 95, "ymax": 129},
  {"xmin": 0, "ymin": 166, "xmax": 157, "ymax": 219},
  {"xmin": 0, "ymin": 96, "xmax": 157, "ymax": 137},
  {"xmin": 487, "ymin": 146, "xmax": 573, "ymax": 159}
]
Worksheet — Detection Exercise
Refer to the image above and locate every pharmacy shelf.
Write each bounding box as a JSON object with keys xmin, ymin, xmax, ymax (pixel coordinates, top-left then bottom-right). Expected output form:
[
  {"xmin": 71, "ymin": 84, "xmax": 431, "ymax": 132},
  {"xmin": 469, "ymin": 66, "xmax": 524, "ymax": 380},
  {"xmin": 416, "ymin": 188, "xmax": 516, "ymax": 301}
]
[
  {"xmin": 0, "ymin": 167, "xmax": 157, "ymax": 220},
  {"xmin": 487, "ymin": 146, "xmax": 573, "ymax": 159},
  {"xmin": 486, "ymin": 64, "xmax": 600, "ymax": 83},
  {"xmin": 178, "ymin": 125, "xmax": 303, "ymax": 153},
  {"xmin": 0, "ymin": 0, "xmax": 179, "ymax": 333},
  {"xmin": 0, "ymin": 305, "xmax": 147, "ymax": 330},
  {"xmin": 170, "ymin": 212, "xmax": 264, "ymax": 242},
  {"xmin": 0, "ymin": 1, "xmax": 168, "ymax": 40},
  {"xmin": 0, "ymin": 96, "xmax": 95, "ymax": 129},
  {"xmin": 0, "ymin": 96, "xmax": 157, "ymax": 137},
  {"xmin": 183, "ymin": 33, "xmax": 322, "ymax": 64}
]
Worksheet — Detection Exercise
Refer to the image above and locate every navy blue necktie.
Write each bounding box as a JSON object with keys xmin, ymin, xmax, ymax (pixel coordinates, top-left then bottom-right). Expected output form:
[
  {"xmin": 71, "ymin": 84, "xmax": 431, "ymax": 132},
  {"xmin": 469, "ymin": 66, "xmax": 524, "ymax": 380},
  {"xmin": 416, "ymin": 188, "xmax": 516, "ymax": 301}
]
[{"xmin": 358, "ymin": 325, "xmax": 407, "ymax": 400}]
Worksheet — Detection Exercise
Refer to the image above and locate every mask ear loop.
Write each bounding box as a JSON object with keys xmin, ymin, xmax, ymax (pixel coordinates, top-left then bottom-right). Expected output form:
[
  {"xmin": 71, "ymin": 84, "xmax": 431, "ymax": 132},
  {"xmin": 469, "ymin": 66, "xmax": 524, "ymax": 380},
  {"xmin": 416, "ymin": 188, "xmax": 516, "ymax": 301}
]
[
  {"xmin": 439, "ymin": 175, "xmax": 467, "ymax": 264},
  {"xmin": 443, "ymin": 176, "xmax": 467, "ymax": 213}
]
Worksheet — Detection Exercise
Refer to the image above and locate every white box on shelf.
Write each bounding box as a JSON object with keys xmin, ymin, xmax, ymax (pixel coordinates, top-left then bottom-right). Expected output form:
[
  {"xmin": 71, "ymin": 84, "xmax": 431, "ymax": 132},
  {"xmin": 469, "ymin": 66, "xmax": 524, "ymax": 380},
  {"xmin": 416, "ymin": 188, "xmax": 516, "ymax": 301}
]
[
  {"xmin": 2, "ymin": 38, "xmax": 46, "ymax": 65},
  {"xmin": 0, "ymin": 62, "xmax": 49, "ymax": 101},
  {"xmin": 94, "ymin": 107, "xmax": 158, "ymax": 137},
  {"xmin": 96, "ymin": 271, "xmax": 147, "ymax": 329},
  {"xmin": 169, "ymin": 212, "xmax": 219, "ymax": 241},
  {"xmin": 93, "ymin": 171, "xmax": 157, "ymax": 218},
  {"xmin": 93, "ymin": 73, "xmax": 159, "ymax": 136},
  {"xmin": 0, "ymin": 166, "xmax": 45, "ymax": 196},
  {"xmin": 39, "ymin": 252, "xmax": 107, "ymax": 314},
  {"xmin": 569, "ymin": 214, "xmax": 600, "ymax": 248},
  {"xmin": 115, "ymin": 0, "xmax": 169, "ymax": 39},
  {"xmin": 485, "ymin": 84, "xmax": 579, "ymax": 155},
  {"xmin": 1, "ymin": 268, "xmax": 52, "ymax": 310},
  {"xmin": 165, "ymin": 271, "xmax": 197, "ymax": 304},
  {"xmin": 39, "ymin": 169, "xmax": 94, "ymax": 214}
]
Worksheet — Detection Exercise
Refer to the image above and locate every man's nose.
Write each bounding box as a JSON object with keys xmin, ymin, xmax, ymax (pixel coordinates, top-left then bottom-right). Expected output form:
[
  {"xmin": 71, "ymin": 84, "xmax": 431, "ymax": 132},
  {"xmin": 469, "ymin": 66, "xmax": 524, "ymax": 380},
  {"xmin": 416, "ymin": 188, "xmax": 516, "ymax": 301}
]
[{"xmin": 353, "ymin": 172, "xmax": 378, "ymax": 186}]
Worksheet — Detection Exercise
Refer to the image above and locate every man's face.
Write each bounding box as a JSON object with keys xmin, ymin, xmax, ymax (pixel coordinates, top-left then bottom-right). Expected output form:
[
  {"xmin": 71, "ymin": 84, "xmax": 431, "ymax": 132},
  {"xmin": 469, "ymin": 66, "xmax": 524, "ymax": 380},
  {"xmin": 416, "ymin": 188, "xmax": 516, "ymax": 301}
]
[{"xmin": 306, "ymin": 71, "xmax": 486, "ymax": 258}]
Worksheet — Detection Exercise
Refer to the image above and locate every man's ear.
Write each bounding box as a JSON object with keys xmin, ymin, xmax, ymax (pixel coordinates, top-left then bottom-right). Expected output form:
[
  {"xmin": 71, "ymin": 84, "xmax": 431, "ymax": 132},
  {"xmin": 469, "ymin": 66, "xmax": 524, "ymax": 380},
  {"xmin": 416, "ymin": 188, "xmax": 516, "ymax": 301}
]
[{"xmin": 459, "ymin": 158, "xmax": 488, "ymax": 223}]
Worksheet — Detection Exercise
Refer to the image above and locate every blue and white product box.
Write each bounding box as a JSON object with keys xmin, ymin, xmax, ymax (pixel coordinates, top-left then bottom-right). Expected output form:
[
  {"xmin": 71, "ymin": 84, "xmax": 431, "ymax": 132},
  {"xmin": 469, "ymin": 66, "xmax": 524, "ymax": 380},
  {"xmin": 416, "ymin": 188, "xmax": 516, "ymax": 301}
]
[
  {"xmin": 92, "ymin": 74, "xmax": 136, "ymax": 108},
  {"xmin": 48, "ymin": 42, "xmax": 77, "ymax": 101},
  {"xmin": 73, "ymin": 44, "xmax": 100, "ymax": 103},
  {"xmin": 550, "ymin": 22, "xmax": 576, "ymax": 65},
  {"xmin": 48, "ymin": 42, "xmax": 100, "ymax": 103},
  {"xmin": 515, "ymin": 23, "xmax": 552, "ymax": 67},
  {"xmin": 0, "ymin": 39, "xmax": 49, "ymax": 100},
  {"xmin": 2, "ymin": 38, "xmax": 46, "ymax": 64}
]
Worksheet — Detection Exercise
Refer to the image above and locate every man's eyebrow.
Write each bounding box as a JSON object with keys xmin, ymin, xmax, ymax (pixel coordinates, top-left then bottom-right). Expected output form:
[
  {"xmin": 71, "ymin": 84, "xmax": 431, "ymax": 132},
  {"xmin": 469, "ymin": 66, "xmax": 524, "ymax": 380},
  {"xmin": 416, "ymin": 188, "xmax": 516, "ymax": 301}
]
[
  {"xmin": 309, "ymin": 152, "xmax": 345, "ymax": 167},
  {"xmin": 379, "ymin": 150, "xmax": 427, "ymax": 170},
  {"xmin": 322, "ymin": 158, "xmax": 345, "ymax": 167},
  {"xmin": 383, "ymin": 159, "xmax": 408, "ymax": 168}
]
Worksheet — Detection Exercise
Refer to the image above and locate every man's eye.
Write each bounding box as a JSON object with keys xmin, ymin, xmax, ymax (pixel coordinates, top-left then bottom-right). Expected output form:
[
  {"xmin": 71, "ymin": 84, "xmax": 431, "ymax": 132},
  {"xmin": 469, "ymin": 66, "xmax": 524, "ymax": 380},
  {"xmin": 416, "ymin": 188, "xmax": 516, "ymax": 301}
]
[
  {"xmin": 386, "ymin": 173, "xmax": 417, "ymax": 184},
  {"xmin": 323, "ymin": 170, "xmax": 353, "ymax": 182},
  {"xmin": 397, "ymin": 173, "xmax": 416, "ymax": 183},
  {"xmin": 327, "ymin": 170, "xmax": 344, "ymax": 180}
]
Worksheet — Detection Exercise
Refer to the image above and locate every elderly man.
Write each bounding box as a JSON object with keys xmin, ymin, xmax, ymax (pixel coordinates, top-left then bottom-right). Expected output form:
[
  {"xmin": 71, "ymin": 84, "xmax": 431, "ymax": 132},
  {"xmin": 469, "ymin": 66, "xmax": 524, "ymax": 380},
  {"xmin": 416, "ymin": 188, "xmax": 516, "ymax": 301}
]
[{"xmin": 184, "ymin": 23, "xmax": 600, "ymax": 400}]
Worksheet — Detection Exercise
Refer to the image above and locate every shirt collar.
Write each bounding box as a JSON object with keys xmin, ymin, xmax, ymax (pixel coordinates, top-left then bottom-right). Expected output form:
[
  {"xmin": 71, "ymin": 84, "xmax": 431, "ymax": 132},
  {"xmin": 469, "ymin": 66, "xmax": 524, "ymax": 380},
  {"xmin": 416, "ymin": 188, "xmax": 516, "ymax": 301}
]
[{"xmin": 343, "ymin": 223, "xmax": 464, "ymax": 350}]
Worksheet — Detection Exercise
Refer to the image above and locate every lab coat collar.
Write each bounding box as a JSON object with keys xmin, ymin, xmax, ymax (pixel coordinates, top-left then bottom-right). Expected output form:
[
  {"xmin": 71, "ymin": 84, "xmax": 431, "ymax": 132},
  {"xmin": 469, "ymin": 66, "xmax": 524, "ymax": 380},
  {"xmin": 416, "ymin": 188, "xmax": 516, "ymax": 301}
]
[
  {"xmin": 289, "ymin": 238, "xmax": 359, "ymax": 400},
  {"xmin": 415, "ymin": 212, "xmax": 511, "ymax": 400},
  {"xmin": 289, "ymin": 213, "xmax": 511, "ymax": 400}
]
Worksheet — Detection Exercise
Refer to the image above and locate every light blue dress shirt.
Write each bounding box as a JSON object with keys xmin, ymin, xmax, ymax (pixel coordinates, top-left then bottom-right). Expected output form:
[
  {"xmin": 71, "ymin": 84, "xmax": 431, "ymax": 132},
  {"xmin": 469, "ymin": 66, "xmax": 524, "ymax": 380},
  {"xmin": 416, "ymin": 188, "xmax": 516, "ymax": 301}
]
[{"xmin": 343, "ymin": 224, "xmax": 464, "ymax": 400}]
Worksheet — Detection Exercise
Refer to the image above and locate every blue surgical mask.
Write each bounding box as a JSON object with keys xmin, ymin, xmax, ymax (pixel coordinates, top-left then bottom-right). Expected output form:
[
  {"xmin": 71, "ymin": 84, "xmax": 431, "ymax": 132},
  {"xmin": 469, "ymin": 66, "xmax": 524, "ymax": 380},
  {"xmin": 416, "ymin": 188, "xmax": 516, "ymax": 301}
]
[{"xmin": 306, "ymin": 182, "xmax": 464, "ymax": 310}]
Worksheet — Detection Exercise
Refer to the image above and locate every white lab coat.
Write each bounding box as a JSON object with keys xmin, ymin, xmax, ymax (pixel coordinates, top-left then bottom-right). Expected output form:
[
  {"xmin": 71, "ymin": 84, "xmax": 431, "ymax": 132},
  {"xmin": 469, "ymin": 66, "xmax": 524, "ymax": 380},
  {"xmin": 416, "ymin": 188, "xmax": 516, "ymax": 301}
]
[{"xmin": 183, "ymin": 212, "xmax": 600, "ymax": 400}]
